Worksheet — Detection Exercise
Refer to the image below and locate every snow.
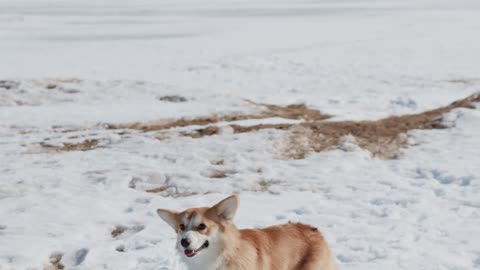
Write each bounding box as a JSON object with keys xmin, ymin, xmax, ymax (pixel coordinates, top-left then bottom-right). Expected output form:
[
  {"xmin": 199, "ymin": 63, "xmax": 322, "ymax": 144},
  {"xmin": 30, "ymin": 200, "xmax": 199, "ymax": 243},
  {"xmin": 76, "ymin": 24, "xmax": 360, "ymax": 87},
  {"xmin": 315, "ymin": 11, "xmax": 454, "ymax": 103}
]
[{"xmin": 1, "ymin": 0, "xmax": 480, "ymax": 269}]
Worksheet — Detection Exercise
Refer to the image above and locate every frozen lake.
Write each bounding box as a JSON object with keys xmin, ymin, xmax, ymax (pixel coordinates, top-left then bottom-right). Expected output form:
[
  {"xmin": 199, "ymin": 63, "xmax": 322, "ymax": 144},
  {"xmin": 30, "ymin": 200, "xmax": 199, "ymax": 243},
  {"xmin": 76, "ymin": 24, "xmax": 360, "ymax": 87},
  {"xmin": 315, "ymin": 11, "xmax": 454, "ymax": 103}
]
[
  {"xmin": 0, "ymin": 1, "xmax": 416, "ymax": 44},
  {"xmin": 2, "ymin": 0, "xmax": 479, "ymax": 82}
]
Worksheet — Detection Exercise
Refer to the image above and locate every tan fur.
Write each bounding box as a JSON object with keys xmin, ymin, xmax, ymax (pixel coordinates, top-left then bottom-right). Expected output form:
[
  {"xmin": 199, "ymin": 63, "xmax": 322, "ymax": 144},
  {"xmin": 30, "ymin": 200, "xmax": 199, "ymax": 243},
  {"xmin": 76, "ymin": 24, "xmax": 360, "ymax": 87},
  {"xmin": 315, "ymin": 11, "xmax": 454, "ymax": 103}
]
[
  {"xmin": 157, "ymin": 195, "xmax": 337, "ymax": 270},
  {"xmin": 219, "ymin": 222, "xmax": 336, "ymax": 270}
]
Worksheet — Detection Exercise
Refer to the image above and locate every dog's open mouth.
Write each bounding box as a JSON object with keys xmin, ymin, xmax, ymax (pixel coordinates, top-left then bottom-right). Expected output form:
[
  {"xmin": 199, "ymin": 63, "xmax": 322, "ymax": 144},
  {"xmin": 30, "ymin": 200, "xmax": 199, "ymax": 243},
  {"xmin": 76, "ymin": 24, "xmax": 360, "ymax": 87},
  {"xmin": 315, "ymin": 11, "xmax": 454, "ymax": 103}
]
[{"xmin": 184, "ymin": 240, "xmax": 209, "ymax": 257}]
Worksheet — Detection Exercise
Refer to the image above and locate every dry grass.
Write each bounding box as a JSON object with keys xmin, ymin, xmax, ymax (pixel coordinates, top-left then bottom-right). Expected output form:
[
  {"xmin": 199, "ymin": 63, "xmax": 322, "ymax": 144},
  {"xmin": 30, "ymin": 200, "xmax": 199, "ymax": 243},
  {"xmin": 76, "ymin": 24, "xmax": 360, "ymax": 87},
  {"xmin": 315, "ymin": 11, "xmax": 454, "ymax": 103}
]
[
  {"xmin": 181, "ymin": 93, "xmax": 479, "ymax": 159},
  {"xmin": 145, "ymin": 186, "xmax": 168, "ymax": 193},
  {"xmin": 244, "ymin": 99, "xmax": 331, "ymax": 121},
  {"xmin": 111, "ymin": 226, "xmax": 126, "ymax": 238},
  {"xmin": 43, "ymin": 253, "xmax": 64, "ymax": 270},
  {"xmin": 183, "ymin": 126, "xmax": 220, "ymax": 138},
  {"xmin": 183, "ymin": 123, "xmax": 293, "ymax": 138},
  {"xmin": 207, "ymin": 170, "xmax": 228, "ymax": 178},
  {"xmin": 106, "ymin": 100, "xmax": 330, "ymax": 132},
  {"xmin": 281, "ymin": 93, "xmax": 480, "ymax": 159},
  {"xmin": 40, "ymin": 93, "xmax": 479, "ymax": 158},
  {"xmin": 41, "ymin": 139, "xmax": 101, "ymax": 152}
]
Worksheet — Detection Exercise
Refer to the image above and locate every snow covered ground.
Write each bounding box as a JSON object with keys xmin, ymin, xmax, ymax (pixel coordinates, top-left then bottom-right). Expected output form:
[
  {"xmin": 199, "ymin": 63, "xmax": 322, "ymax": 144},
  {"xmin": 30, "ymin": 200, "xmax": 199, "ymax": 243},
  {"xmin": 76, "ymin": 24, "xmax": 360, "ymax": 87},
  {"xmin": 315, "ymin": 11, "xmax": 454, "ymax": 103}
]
[{"xmin": 1, "ymin": 0, "xmax": 480, "ymax": 269}]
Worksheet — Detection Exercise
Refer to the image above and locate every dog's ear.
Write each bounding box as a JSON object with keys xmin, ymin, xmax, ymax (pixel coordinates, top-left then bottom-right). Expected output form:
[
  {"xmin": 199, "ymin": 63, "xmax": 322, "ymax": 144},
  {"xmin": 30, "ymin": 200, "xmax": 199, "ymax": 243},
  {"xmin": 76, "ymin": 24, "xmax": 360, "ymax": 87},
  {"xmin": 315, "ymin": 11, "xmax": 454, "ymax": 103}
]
[
  {"xmin": 157, "ymin": 209, "xmax": 178, "ymax": 230},
  {"xmin": 210, "ymin": 195, "xmax": 238, "ymax": 220}
]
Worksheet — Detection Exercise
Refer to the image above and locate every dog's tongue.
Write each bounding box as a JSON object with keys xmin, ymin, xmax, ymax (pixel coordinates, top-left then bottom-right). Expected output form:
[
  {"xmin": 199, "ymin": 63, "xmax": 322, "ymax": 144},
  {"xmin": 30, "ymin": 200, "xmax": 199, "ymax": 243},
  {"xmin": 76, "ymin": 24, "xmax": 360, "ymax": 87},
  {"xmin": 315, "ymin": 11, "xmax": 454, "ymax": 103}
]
[{"xmin": 184, "ymin": 249, "xmax": 194, "ymax": 257}]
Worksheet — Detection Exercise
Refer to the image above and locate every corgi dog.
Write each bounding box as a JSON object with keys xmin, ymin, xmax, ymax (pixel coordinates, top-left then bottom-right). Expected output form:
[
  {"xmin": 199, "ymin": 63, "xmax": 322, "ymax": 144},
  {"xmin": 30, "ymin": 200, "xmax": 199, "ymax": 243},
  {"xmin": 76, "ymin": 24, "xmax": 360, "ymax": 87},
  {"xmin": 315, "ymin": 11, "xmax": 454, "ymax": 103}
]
[{"xmin": 156, "ymin": 195, "xmax": 337, "ymax": 270}]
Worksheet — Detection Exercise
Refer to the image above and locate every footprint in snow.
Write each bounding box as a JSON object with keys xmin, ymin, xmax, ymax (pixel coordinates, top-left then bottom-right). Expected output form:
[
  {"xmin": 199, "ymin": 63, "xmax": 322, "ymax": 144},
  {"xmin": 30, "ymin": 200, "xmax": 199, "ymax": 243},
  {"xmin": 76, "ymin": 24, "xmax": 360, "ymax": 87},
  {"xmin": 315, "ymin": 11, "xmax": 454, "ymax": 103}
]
[
  {"xmin": 134, "ymin": 197, "xmax": 151, "ymax": 204},
  {"xmin": 50, "ymin": 248, "xmax": 89, "ymax": 268},
  {"xmin": 111, "ymin": 223, "xmax": 145, "ymax": 239},
  {"xmin": 72, "ymin": 249, "xmax": 89, "ymax": 266},
  {"xmin": 416, "ymin": 168, "xmax": 475, "ymax": 186},
  {"xmin": 289, "ymin": 206, "xmax": 314, "ymax": 215}
]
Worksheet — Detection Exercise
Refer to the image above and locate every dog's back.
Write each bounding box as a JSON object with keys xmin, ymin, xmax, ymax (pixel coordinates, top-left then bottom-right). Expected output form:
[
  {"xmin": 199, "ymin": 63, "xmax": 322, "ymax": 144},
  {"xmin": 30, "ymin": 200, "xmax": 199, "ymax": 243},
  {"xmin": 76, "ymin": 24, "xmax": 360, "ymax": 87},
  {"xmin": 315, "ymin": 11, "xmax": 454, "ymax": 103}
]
[{"xmin": 222, "ymin": 222, "xmax": 336, "ymax": 270}]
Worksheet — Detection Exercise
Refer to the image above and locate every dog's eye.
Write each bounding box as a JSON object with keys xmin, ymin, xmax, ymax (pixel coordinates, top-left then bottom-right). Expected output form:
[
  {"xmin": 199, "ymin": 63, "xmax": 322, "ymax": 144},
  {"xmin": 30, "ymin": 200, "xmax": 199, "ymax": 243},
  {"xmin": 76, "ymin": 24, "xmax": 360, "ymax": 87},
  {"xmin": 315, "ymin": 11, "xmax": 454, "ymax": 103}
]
[
  {"xmin": 198, "ymin": 223, "xmax": 206, "ymax": 230},
  {"xmin": 179, "ymin": 224, "xmax": 186, "ymax": 230}
]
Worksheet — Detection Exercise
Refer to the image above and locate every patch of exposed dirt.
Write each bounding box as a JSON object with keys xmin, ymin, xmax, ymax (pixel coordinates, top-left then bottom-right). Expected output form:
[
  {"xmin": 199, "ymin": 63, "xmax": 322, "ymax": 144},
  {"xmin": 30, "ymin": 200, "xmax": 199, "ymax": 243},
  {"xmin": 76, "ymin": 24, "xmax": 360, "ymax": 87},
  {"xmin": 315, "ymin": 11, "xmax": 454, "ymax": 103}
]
[
  {"xmin": 205, "ymin": 169, "xmax": 237, "ymax": 179},
  {"xmin": 111, "ymin": 226, "xmax": 126, "ymax": 238},
  {"xmin": 181, "ymin": 93, "xmax": 480, "ymax": 159},
  {"xmin": 183, "ymin": 126, "xmax": 220, "ymax": 138},
  {"xmin": 183, "ymin": 123, "xmax": 293, "ymax": 138},
  {"xmin": 105, "ymin": 100, "xmax": 330, "ymax": 132},
  {"xmin": 244, "ymin": 99, "xmax": 330, "ymax": 121},
  {"xmin": 40, "ymin": 93, "xmax": 479, "ymax": 159},
  {"xmin": 40, "ymin": 139, "xmax": 102, "ymax": 152},
  {"xmin": 145, "ymin": 186, "xmax": 169, "ymax": 193},
  {"xmin": 282, "ymin": 93, "xmax": 480, "ymax": 159},
  {"xmin": 281, "ymin": 125, "xmax": 320, "ymax": 160},
  {"xmin": 44, "ymin": 253, "xmax": 64, "ymax": 270},
  {"xmin": 207, "ymin": 170, "xmax": 228, "ymax": 179}
]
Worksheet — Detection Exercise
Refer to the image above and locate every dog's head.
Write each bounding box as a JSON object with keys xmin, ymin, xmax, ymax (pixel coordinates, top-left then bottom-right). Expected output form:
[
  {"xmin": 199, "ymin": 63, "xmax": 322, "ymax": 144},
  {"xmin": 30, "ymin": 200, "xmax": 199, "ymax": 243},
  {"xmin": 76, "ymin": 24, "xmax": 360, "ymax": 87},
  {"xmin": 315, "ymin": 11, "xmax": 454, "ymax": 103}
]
[{"xmin": 157, "ymin": 195, "xmax": 238, "ymax": 261}]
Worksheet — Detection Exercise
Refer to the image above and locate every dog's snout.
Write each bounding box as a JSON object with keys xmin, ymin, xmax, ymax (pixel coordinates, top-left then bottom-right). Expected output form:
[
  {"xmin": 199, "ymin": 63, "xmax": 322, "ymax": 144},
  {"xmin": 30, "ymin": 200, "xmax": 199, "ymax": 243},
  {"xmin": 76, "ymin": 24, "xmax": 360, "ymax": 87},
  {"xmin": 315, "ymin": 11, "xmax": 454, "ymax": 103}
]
[{"xmin": 181, "ymin": 238, "xmax": 190, "ymax": 248}]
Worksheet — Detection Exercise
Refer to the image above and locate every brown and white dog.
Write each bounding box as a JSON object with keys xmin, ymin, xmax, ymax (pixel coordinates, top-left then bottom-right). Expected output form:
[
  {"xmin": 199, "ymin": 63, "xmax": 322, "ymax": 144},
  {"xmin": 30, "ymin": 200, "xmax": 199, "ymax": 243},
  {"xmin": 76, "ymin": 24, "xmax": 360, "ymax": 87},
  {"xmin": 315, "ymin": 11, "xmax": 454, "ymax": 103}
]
[{"xmin": 157, "ymin": 195, "xmax": 337, "ymax": 270}]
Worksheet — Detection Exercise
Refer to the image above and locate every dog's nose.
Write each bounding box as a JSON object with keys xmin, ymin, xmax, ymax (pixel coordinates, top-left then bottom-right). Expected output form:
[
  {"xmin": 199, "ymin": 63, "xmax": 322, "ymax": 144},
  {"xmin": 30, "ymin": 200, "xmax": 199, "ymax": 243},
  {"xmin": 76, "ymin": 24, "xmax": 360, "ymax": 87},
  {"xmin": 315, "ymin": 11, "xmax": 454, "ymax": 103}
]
[{"xmin": 181, "ymin": 238, "xmax": 190, "ymax": 248}]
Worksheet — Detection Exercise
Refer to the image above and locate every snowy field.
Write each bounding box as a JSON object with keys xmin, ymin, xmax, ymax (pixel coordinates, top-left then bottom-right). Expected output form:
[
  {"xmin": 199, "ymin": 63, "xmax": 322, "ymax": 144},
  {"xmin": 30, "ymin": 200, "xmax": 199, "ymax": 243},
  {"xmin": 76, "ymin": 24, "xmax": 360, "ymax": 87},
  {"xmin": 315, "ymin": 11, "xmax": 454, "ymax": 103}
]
[{"xmin": 1, "ymin": 0, "xmax": 480, "ymax": 269}]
